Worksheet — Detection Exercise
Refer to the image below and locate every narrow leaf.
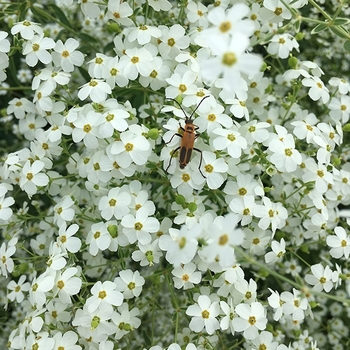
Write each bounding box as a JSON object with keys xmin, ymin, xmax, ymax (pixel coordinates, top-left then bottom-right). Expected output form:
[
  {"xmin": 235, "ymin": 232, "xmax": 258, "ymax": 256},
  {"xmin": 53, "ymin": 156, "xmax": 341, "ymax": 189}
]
[
  {"xmin": 330, "ymin": 26, "xmax": 350, "ymax": 39},
  {"xmin": 333, "ymin": 17, "xmax": 350, "ymax": 26},
  {"xmin": 344, "ymin": 40, "xmax": 350, "ymax": 54},
  {"xmin": 311, "ymin": 23, "xmax": 328, "ymax": 34},
  {"xmin": 48, "ymin": 4, "xmax": 71, "ymax": 28}
]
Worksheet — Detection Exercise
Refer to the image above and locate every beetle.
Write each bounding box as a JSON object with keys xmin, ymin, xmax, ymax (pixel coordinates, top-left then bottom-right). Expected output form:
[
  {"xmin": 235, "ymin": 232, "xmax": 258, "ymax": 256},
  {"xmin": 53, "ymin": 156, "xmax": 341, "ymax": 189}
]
[{"xmin": 164, "ymin": 95, "xmax": 209, "ymax": 178}]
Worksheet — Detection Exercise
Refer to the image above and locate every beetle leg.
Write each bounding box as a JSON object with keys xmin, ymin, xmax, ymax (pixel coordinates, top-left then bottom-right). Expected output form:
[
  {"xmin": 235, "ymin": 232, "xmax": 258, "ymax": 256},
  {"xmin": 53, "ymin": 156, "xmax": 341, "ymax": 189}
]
[
  {"xmin": 165, "ymin": 146, "xmax": 180, "ymax": 173},
  {"xmin": 165, "ymin": 133, "xmax": 182, "ymax": 145},
  {"xmin": 193, "ymin": 147, "xmax": 206, "ymax": 178}
]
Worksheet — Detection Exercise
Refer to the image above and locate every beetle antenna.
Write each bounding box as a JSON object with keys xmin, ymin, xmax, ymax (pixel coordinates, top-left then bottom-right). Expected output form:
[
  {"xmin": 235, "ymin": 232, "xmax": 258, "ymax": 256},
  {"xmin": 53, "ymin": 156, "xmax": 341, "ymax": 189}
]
[
  {"xmin": 166, "ymin": 98, "xmax": 189, "ymax": 119},
  {"xmin": 188, "ymin": 95, "xmax": 210, "ymax": 120},
  {"xmin": 166, "ymin": 95, "xmax": 210, "ymax": 120}
]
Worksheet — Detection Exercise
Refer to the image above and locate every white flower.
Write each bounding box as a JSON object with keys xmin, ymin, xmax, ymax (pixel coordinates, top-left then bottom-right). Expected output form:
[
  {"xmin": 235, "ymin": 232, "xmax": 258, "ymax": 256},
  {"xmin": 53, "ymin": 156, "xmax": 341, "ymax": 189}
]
[
  {"xmin": 53, "ymin": 331, "xmax": 81, "ymax": 350},
  {"xmin": 148, "ymin": 0, "xmax": 172, "ymax": 11},
  {"xmin": 265, "ymin": 238, "xmax": 286, "ymax": 264},
  {"xmin": 281, "ymin": 288, "xmax": 308, "ymax": 321},
  {"xmin": 159, "ymin": 24, "xmax": 190, "ymax": 59},
  {"xmin": 241, "ymin": 226, "xmax": 271, "ymax": 256},
  {"xmin": 291, "ymin": 113, "xmax": 320, "ymax": 143},
  {"xmin": 267, "ymin": 289, "xmax": 284, "ymax": 321},
  {"xmin": 327, "ymin": 226, "xmax": 350, "ymax": 259},
  {"xmin": 251, "ymin": 330, "xmax": 279, "ymax": 350},
  {"xmin": 27, "ymin": 332, "xmax": 54, "ymax": 350},
  {"xmin": 109, "ymin": 125, "xmax": 151, "ymax": 167},
  {"xmin": 329, "ymin": 76, "xmax": 350, "ymax": 94},
  {"xmin": 114, "ymin": 269, "xmax": 145, "ymax": 299},
  {"xmin": 72, "ymin": 110, "xmax": 102, "ymax": 149},
  {"xmin": 128, "ymin": 24, "xmax": 162, "ymax": 45},
  {"xmin": 193, "ymin": 151, "xmax": 228, "ymax": 189},
  {"xmin": 267, "ymin": 33, "xmax": 299, "ymax": 59},
  {"xmin": 203, "ymin": 4, "xmax": 255, "ymax": 38},
  {"xmin": 7, "ymin": 97, "xmax": 36, "ymax": 119},
  {"xmin": 54, "ymin": 195, "xmax": 75, "ymax": 226},
  {"xmin": 302, "ymin": 76, "xmax": 330, "ymax": 103},
  {"xmin": 329, "ymin": 95, "xmax": 350, "ymax": 123},
  {"xmin": 99, "ymin": 101, "xmax": 130, "ymax": 138},
  {"xmin": 172, "ymin": 262, "xmax": 202, "ymax": 290},
  {"xmin": 261, "ymin": 0, "xmax": 292, "ymax": 23},
  {"xmin": 53, "ymin": 267, "xmax": 82, "ymax": 304},
  {"xmin": 72, "ymin": 303, "xmax": 115, "ymax": 340},
  {"xmin": 19, "ymin": 160, "xmax": 49, "ymax": 197},
  {"xmin": 121, "ymin": 207, "xmax": 160, "ymax": 245},
  {"xmin": 201, "ymin": 34, "xmax": 262, "ymax": 95},
  {"xmin": 305, "ymin": 264, "xmax": 334, "ymax": 292},
  {"xmin": 29, "ymin": 271, "xmax": 55, "ymax": 307},
  {"xmin": 165, "ymin": 69, "xmax": 198, "ymax": 99},
  {"xmin": 220, "ymin": 298, "xmax": 236, "ymax": 334},
  {"xmin": 232, "ymin": 278, "xmax": 257, "ymax": 305},
  {"xmin": 194, "ymin": 100, "xmax": 233, "ymax": 135},
  {"xmin": 98, "ymin": 187, "xmax": 131, "ymax": 220},
  {"xmin": 78, "ymin": 79, "xmax": 112, "ymax": 103},
  {"xmin": 111, "ymin": 303, "xmax": 141, "ymax": 340},
  {"xmin": 11, "ymin": 20, "xmax": 43, "ymax": 40},
  {"xmin": 52, "ymin": 38, "xmax": 84, "ymax": 72},
  {"xmin": 186, "ymin": 295, "xmax": 220, "ymax": 335},
  {"xmin": 228, "ymin": 195, "xmax": 255, "ymax": 226},
  {"xmin": 139, "ymin": 56, "xmax": 171, "ymax": 91},
  {"xmin": 268, "ymin": 129, "xmax": 302, "ymax": 172},
  {"xmin": 78, "ymin": 0, "xmax": 101, "ymax": 18},
  {"xmin": 7, "ymin": 275, "xmax": 30, "ymax": 303},
  {"xmin": 119, "ymin": 46, "xmax": 154, "ymax": 80},
  {"xmin": 212, "ymin": 126, "xmax": 248, "ymax": 158},
  {"xmin": 22, "ymin": 34, "xmax": 55, "ymax": 67},
  {"xmin": 131, "ymin": 239, "xmax": 162, "ymax": 266},
  {"xmin": 107, "ymin": 0, "xmax": 133, "ymax": 26},
  {"xmin": 159, "ymin": 223, "xmax": 201, "ymax": 266},
  {"xmin": 57, "ymin": 223, "xmax": 81, "ymax": 254},
  {"xmin": 187, "ymin": 1, "xmax": 208, "ymax": 26},
  {"xmin": 102, "ymin": 55, "xmax": 128, "ymax": 88},
  {"xmin": 45, "ymin": 299, "xmax": 71, "ymax": 326},
  {"xmin": 19, "ymin": 113, "xmax": 47, "ymax": 140},
  {"xmin": 86, "ymin": 221, "xmax": 112, "ymax": 256},
  {"xmin": 0, "ymin": 193, "xmax": 14, "ymax": 221},
  {"xmin": 86, "ymin": 280, "xmax": 123, "ymax": 313},
  {"xmin": 47, "ymin": 242, "xmax": 67, "ymax": 271},
  {"xmin": 199, "ymin": 213, "xmax": 243, "ymax": 268},
  {"xmin": 88, "ymin": 53, "xmax": 110, "ymax": 79},
  {"xmin": 253, "ymin": 197, "xmax": 288, "ymax": 234},
  {"xmin": 0, "ymin": 31, "xmax": 10, "ymax": 53},
  {"xmin": 302, "ymin": 158, "xmax": 334, "ymax": 194},
  {"xmin": 232, "ymin": 302, "xmax": 268, "ymax": 340}
]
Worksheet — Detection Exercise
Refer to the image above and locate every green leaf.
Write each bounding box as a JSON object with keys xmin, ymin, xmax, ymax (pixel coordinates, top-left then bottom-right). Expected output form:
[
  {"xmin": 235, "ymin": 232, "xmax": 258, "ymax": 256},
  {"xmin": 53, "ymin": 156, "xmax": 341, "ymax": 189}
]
[
  {"xmin": 48, "ymin": 3, "xmax": 71, "ymax": 28},
  {"xmin": 4, "ymin": 2, "xmax": 27, "ymax": 18},
  {"xmin": 294, "ymin": 18, "xmax": 301, "ymax": 33},
  {"xmin": 311, "ymin": 23, "xmax": 328, "ymax": 34},
  {"xmin": 333, "ymin": 17, "xmax": 350, "ymax": 26},
  {"xmin": 77, "ymin": 66, "xmax": 90, "ymax": 82},
  {"xmin": 344, "ymin": 40, "xmax": 350, "ymax": 54},
  {"xmin": 330, "ymin": 25, "xmax": 350, "ymax": 39},
  {"xmin": 30, "ymin": 6, "xmax": 47, "ymax": 22}
]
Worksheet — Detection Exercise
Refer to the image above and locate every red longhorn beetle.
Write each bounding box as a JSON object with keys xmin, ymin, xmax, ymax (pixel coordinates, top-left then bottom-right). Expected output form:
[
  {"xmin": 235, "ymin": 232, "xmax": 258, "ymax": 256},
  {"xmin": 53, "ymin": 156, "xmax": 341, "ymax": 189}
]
[{"xmin": 165, "ymin": 96, "xmax": 209, "ymax": 178}]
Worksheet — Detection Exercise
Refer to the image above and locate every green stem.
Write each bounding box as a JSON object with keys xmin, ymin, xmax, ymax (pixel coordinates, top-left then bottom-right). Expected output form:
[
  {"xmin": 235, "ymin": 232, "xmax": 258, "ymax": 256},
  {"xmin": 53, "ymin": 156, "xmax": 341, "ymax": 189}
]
[
  {"xmin": 235, "ymin": 246, "xmax": 350, "ymax": 305},
  {"xmin": 308, "ymin": 0, "xmax": 332, "ymax": 20}
]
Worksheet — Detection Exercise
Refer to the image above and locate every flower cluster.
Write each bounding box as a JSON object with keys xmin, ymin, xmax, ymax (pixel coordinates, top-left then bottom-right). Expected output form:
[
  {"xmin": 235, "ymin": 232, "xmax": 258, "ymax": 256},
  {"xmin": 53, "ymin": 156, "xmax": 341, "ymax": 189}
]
[{"xmin": 1, "ymin": 0, "xmax": 350, "ymax": 349}]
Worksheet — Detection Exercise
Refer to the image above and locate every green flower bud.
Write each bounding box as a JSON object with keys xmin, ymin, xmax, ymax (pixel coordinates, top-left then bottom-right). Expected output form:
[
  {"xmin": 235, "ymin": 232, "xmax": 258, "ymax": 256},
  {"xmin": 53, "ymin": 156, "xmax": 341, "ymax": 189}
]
[
  {"xmin": 175, "ymin": 195, "xmax": 186, "ymax": 205},
  {"xmin": 187, "ymin": 202, "xmax": 197, "ymax": 212},
  {"xmin": 148, "ymin": 128, "xmax": 159, "ymax": 140}
]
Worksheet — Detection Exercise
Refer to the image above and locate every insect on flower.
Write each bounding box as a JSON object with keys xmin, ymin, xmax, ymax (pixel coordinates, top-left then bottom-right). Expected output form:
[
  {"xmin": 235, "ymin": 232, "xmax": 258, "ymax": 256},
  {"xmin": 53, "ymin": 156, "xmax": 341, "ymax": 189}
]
[{"xmin": 165, "ymin": 96, "xmax": 209, "ymax": 178}]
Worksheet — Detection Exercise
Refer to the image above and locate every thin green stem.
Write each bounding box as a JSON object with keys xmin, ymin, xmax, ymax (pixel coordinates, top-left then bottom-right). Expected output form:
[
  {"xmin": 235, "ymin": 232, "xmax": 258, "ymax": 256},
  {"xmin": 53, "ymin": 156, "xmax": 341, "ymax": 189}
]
[
  {"xmin": 235, "ymin": 247, "xmax": 350, "ymax": 305},
  {"xmin": 308, "ymin": 0, "xmax": 332, "ymax": 20}
]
